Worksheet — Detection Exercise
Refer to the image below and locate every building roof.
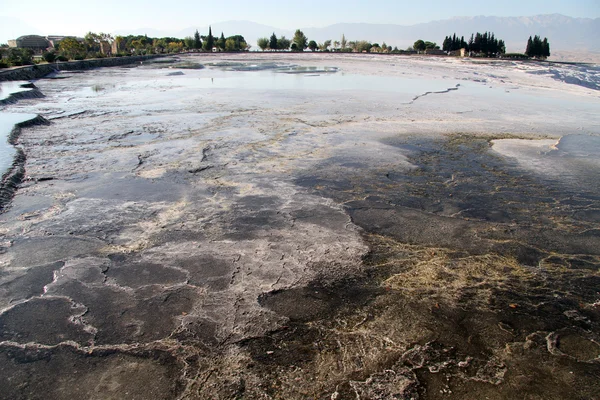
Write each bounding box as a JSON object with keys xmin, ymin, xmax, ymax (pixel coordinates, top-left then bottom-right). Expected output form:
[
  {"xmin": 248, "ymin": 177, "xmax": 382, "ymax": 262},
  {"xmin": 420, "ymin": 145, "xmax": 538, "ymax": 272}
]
[{"xmin": 16, "ymin": 35, "xmax": 50, "ymax": 49}]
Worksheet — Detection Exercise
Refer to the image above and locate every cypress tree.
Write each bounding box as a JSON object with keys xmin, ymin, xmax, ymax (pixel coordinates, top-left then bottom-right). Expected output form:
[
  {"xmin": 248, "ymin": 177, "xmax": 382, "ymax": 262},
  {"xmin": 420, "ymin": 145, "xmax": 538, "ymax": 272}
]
[
  {"xmin": 474, "ymin": 33, "xmax": 481, "ymax": 53},
  {"xmin": 204, "ymin": 26, "xmax": 214, "ymax": 51},
  {"xmin": 443, "ymin": 31, "xmax": 505, "ymax": 56},
  {"xmin": 193, "ymin": 30, "xmax": 202, "ymax": 50},
  {"xmin": 482, "ymin": 32, "xmax": 488, "ymax": 55},
  {"xmin": 542, "ymin": 37, "xmax": 550, "ymax": 59},
  {"xmin": 498, "ymin": 40, "xmax": 505, "ymax": 54},
  {"xmin": 269, "ymin": 32, "xmax": 278, "ymax": 50},
  {"xmin": 217, "ymin": 32, "xmax": 225, "ymax": 50},
  {"xmin": 526, "ymin": 36, "xmax": 533, "ymax": 57},
  {"xmin": 489, "ymin": 33, "xmax": 496, "ymax": 55}
]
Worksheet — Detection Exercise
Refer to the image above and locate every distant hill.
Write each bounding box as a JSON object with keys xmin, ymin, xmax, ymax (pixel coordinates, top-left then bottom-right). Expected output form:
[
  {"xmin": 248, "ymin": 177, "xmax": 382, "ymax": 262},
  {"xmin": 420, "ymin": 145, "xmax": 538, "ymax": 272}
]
[
  {"xmin": 113, "ymin": 14, "xmax": 599, "ymax": 54},
  {"xmin": 301, "ymin": 14, "xmax": 599, "ymax": 53},
  {"xmin": 2, "ymin": 14, "xmax": 597, "ymax": 55}
]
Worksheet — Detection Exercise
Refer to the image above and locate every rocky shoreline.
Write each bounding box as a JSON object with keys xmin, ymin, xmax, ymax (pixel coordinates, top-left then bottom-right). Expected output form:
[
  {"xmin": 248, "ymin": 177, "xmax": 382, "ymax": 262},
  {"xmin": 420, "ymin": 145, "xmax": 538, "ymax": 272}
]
[
  {"xmin": 0, "ymin": 115, "xmax": 50, "ymax": 212},
  {"xmin": 0, "ymin": 54, "xmax": 164, "ymax": 82},
  {"xmin": 0, "ymin": 55, "xmax": 162, "ymax": 212}
]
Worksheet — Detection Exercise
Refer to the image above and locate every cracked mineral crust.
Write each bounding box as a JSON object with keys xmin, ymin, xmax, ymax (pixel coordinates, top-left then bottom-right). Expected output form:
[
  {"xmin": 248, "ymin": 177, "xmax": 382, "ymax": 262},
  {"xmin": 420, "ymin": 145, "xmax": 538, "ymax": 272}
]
[{"xmin": 1, "ymin": 53, "xmax": 599, "ymax": 399}]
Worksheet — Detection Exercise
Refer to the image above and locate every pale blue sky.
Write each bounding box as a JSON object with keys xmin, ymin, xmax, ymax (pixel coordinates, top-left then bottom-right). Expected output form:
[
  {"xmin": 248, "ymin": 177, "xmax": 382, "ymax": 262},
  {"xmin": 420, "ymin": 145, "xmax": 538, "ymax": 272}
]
[{"xmin": 1, "ymin": 0, "xmax": 598, "ymax": 41}]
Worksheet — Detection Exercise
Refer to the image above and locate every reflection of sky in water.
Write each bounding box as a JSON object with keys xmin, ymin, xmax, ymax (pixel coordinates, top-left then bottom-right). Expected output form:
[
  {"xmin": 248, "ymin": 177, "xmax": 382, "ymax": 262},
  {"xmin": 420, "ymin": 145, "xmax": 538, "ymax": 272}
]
[
  {"xmin": 492, "ymin": 134, "xmax": 600, "ymax": 194},
  {"xmin": 0, "ymin": 81, "xmax": 32, "ymax": 101},
  {"xmin": 0, "ymin": 113, "xmax": 37, "ymax": 173},
  {"xmin": 128, "ymin": 67, "xmax": 600, "ymax": 114},
  {"xmin": 458, "ymin": 81, "xmax": 600, "ymax": 113},
  {"xmin": 125, "ymin": 69, "xmax": 460, "ymax": 103},
  {"xmin": 3, "ymin": 64, "xmax": 599, "ymax": 181}
]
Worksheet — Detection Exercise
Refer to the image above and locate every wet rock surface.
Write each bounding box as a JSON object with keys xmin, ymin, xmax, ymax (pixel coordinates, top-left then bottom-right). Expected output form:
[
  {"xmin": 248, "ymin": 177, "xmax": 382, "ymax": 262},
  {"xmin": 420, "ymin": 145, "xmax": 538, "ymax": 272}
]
[{"xmin": 0, "ymin": 54, "xmax": 599, "ymax": 399}]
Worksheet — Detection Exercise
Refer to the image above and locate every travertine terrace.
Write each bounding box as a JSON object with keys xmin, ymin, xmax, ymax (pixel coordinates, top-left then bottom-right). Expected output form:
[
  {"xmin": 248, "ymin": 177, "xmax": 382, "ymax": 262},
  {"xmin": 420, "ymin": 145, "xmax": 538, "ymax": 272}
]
[{"xmin": 1, "ymin": 53, "xmax": 599, "ymax": 399}]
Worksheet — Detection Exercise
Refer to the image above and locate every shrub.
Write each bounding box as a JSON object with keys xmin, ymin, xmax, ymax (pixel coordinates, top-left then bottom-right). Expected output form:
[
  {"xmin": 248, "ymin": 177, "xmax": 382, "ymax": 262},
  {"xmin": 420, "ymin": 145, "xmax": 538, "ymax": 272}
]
[
  {"xmin": 0, "ymin": 61, "xmax": 8, "ymax": 68},
  {"xmin": 43, "ymin": 51, "xmax": 56, "ymax": 63}
]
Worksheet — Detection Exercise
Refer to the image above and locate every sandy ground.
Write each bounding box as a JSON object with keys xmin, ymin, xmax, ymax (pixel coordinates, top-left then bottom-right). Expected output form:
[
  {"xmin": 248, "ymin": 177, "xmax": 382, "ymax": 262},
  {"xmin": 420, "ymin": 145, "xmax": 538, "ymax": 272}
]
[{"xmin": 0, "ymin": 53, "xmax": 599, "ymax": 399}]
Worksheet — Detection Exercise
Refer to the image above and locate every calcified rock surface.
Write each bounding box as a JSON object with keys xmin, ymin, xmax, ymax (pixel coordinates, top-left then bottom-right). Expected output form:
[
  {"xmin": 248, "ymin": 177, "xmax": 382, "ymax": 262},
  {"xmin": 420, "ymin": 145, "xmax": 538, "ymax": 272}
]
[{"xmin": 1, "ymin": 53, "xmax": 599, "ymax": 399}]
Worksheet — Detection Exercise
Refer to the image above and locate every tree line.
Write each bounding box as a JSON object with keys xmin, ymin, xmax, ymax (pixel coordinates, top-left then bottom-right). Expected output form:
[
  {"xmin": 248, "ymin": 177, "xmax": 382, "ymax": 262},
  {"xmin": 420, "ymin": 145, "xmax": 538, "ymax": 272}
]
[
  {"xmin": 525, "ymin": 35, "xmax": 550, "ymax": 59},
  {"xmin": 1, "ymin": 25, "xmax": 552, "ymax": 68},
  {"xmin": 441, "ymin": 32, "xmax": 506, "ymax": 56},
  {"xmin": 257, "ymin": 31, "xmax": 411, "ymax": 54},
  {"xmin": 189, "ymin": 27, "xmax": 249, "ymax": 52},
  {"xmin": 0, "ymin": 27, "xmax": 250, "ymax": 67}
]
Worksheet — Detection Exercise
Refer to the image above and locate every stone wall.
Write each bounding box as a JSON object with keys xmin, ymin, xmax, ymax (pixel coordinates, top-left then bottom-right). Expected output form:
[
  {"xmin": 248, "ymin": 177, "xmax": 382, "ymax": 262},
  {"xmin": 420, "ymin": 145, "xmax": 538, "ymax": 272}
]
[{"xmin": 0, "ymin": 55, "xmax": 163, "ymax": 82}]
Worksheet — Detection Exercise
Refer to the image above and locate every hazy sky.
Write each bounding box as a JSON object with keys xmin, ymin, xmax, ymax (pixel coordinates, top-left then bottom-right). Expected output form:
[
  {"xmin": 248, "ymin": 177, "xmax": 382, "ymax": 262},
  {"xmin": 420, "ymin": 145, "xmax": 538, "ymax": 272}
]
[{"xmin": 1, "ymin": 0, "xmax": 599, "ymax": 41}]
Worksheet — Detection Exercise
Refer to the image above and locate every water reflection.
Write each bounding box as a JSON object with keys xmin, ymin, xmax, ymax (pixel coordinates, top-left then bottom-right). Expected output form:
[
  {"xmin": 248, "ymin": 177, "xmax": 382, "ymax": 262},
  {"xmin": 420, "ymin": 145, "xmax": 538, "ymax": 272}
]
[
  {"xmin": 0, "ymin": 81, "xmax": 33, "ymax": 101},
  {"xmin": 0, "ymin": 113, "xmax": 38, "ymax": 173}
]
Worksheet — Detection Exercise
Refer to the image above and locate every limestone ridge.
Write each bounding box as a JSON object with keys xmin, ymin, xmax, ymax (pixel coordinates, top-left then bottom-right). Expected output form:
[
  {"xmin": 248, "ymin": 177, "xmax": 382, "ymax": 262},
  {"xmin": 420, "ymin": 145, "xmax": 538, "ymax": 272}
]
[
  {"xmin": 0, "ymin": 83, "xmax": 45, "ymax": 106},
  {"xmin": 0, "ymin": 115, "xmax": 50, "ymax": 213},
  {"xmin": 0, "ymin": 55, "xmax": 164, "ymax": 82}
]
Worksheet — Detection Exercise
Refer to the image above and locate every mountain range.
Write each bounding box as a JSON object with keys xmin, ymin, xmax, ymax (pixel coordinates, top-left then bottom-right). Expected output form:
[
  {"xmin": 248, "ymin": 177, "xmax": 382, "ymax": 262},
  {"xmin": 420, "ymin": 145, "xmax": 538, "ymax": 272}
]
[
  {"xmin": 115, "ymin": 14, "xmax": 599, "ymax": 53},
  {"xmin": 1, "ymin": 14, "xmax": 597, "ymax": 54}
]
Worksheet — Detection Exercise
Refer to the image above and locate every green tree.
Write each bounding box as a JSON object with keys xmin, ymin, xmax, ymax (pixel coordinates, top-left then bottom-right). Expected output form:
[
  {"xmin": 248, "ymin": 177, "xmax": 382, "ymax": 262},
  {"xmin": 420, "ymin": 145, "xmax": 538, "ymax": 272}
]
[
  {"xmin": 498, "ymin": 40, "xmax": 506, "ymax": 54},
  {"xmin": 442, "ymin": 36, "xmax": 451, "ymax": 51},
  {"xmin": 59, "ymin": 37, "xmax": 87, "ymax": 60},
  {"xmin": 98, "ymin": 33, "xmax": 113, "ymax": 55},
  {"xmin": 341, "ymin": 34, "xmax": 347, "ymax": 50},
  {"xmin": 217, "ymin": 32, "xmax": 226, "ymax": 50},
  {"xmin": 130, "ymin": 39, "xmax": 148, "ymax": 55},
  {"xmin": 113, "ymin": 35, "xmax": 125, "ymax": 53},
  {"xmin": 413, "ymin": 40, "xmax": 426, "ymax": 52},
  {"xmin": 84, "ymin": 32, "xmax": 101, "ymax": 53},
  {"xmin": 526, "ymin": 35, "xmax": 549, "ymax": 58},
  {"xmin": 308, "ymin": 40, "xmax": 317, "ymax": 51},
  {"xmin": 542, "ymin": 38, "xmax": 550, "ymax": 58},
  {"xmin": 229, "ymin": 35, "xmax": 248, "ymax": 51},
  {"xmin": 42, "ymin": 51, "xmax": 56, "ymax": 63},
  {"xmin": 257, "ymin": 37, "xmax": 269, "ymax": 51},
  {"xmin": 225, "ymin": 38, "xmax": 236, "ymax": 51},
  {"xmin": 153, "ymin": 38, "xmax": 167, "ymax": 53},
  {"xmin": 277, "ymin": 36, "xmax": 290, "ymax": 50},
  {"xmin": 166, "ymin": 41, "xmax": 182, "ymax": 53},
  {"xmin": 293, "ymin": 29, "xmax": 308, "ymax": 51},
  {"xmin": 534, "ymin": 35, "xmax": 542, "ymax": 57},
  {"xmin": 6, "ymin": 48, "xmax": 33, "ymax": 65},
  {"xmin": 194, "ymin": 30, "xmax": 202, "ymax": 50},
  {"xmin": 224, "ymin": 35, "xmax": 248, "ymax": 51},
  {"xmin": 184, "ymin": 36, "xmax": 194, "ymax": 50},
  {"xmin": 204, "ymin": 26, "xmax": 214, "ymax": 51},
  {"xmin": 269, "ymin": 32, "xmax": 278, "ymax": 50},
  {"xmin": 356, "ymin": 40, "xmax": 372, "ymax": 52},
  {"xmin": 525, "ymin": 36, "xmax": 533, "ymax": 56},
  {"xmin": 319, "ymin": 39, "xmax": 331, "ymax": 51}
]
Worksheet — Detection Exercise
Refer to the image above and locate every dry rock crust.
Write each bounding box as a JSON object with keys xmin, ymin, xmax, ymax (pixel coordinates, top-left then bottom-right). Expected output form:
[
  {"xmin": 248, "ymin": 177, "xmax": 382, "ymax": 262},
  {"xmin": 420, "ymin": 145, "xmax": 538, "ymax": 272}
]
[{"xmin": 0, "ymin": 54, "xmax": 599, "ymax": 399}]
